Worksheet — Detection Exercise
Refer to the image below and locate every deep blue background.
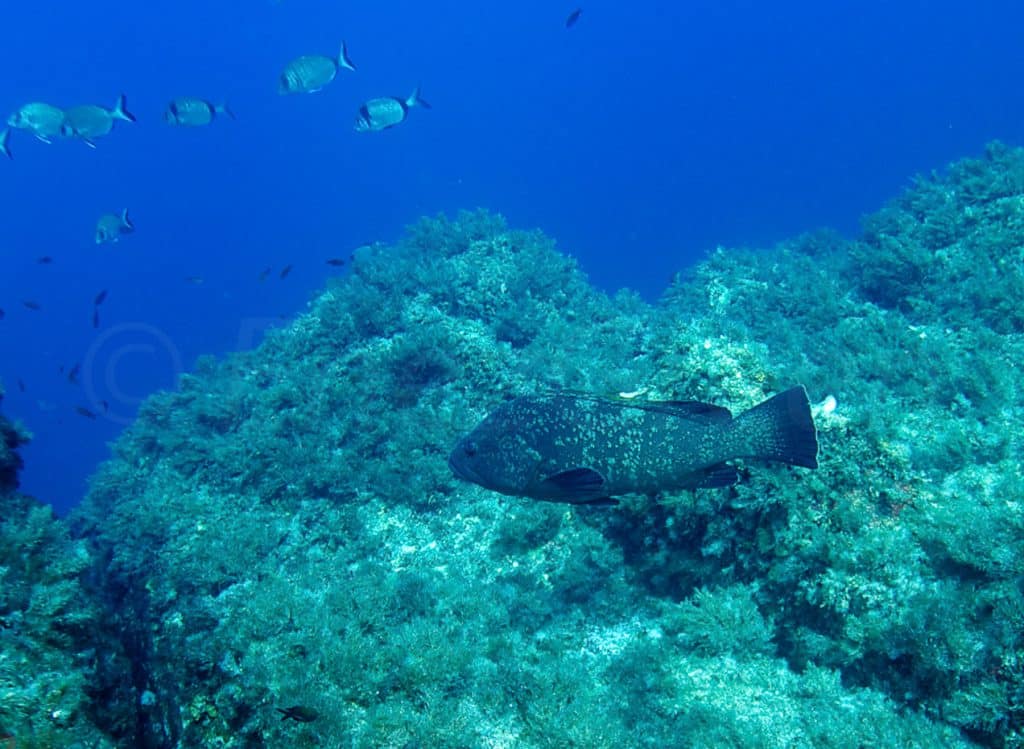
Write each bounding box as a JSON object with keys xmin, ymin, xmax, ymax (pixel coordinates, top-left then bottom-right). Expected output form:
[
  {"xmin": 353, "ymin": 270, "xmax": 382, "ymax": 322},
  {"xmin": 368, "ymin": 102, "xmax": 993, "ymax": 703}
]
[{"xmin": 2, "ymin": 0, "xmax": 1022, "ymax": 514}]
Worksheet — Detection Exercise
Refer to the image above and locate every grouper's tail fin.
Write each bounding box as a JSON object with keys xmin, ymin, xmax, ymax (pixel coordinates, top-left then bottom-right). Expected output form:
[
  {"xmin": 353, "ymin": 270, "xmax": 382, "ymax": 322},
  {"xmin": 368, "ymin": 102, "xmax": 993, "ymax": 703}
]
[{"xmin": 734, "ymin": 386, "xmax": 819, "ymax": 469}]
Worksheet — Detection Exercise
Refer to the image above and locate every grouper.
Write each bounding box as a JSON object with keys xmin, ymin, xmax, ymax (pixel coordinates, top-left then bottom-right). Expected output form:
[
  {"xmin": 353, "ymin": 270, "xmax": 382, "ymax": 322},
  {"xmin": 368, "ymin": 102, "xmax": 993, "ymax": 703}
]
[{"xmin": 448, "ymin": 386, "xmax": 819, "ymax": 505}]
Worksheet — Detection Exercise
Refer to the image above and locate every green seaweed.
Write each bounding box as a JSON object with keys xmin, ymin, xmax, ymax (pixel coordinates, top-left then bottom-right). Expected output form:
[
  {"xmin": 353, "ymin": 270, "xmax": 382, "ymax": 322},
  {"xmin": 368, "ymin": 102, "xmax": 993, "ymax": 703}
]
[
  {"xmin": 0, "ymin": 400, "xmax": 111, "ymax": 748},
  {"xmin": 5, "ymin": 144, "xmax": 1024, "ymax": 746}
]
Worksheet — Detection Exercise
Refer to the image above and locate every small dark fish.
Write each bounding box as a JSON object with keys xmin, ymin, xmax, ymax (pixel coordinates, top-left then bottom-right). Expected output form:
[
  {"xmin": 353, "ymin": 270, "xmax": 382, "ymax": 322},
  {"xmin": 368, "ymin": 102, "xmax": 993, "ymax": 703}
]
[
  {"xmin": 0, "ymin": 307, "xmax": 4, "ymax": 320},
  {"xmin": 0, "ymin": 127, "xmax": 10, "ymax": 159},
  {"xmin": 258, "ymin": 266, "xmax": 272, "ymax": 282},
  {"xmin": 94, "ymin": 289, "xmax": 108, "ymax": 306},
  {"xmin": 37, "ymin": 255, "xmax": 54, "ymax": 264},
  {"xmin": 92, "ymin": 308, "xmax": 100, "ymax": 329},
  {"xmin": 75, "ymin": 406, "xmax": 97, "ymax": 420},
  {"xmin": 100, "ymin": 399, "xmax": 109, "ymax": 413},
  {"xmin": 450, "ymin": 386, "xmax": 818, "ymax": 505},
  {"xmin": 67, "ymin": 363, "xmax": 81, "ymax": 384},
  {"xmin": 279, "ymin": 264, "xmax": 293, "ymax": 279},
  {"xmin": 17, "ymin": 379, "xmax": 25, "ymax": 393},
  {"xmin": 184, "ymin": 275, "xmax": 204, "ymax": 285},
  {"xmin": 22, "ymin": 300, "xmax": 41, "ymax": 311},
  {"xmin": 325, "ymin": 258, "xmax": 346, "ymax": 267},
  {"xmin": 276, "ymin": 706, "xmax": 319, "ymax": 723},
  {"xmin": 565, "ymin": 8, "xmax": 582, "ymax": 28}
]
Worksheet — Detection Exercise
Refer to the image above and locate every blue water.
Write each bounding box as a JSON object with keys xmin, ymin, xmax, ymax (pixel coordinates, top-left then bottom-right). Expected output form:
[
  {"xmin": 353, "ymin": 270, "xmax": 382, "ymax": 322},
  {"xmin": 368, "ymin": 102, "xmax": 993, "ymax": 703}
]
[{"xmin": 2, "ymin": 0, "xmax": 1022, "ymax": 514}]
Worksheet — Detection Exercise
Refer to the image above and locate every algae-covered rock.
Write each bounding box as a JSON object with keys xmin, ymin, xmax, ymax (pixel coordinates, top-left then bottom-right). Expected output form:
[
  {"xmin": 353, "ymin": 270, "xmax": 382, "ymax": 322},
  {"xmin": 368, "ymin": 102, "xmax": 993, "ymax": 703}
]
[
  {"xmin": 67, "ymin": 175, "xmax": 1024, "ymax": 749},
  {"xmin": 0, "ymin": 385, "xmax": 30, "ymax": 495},
  {"xmin": 0, "ymin": 388, "xmax": 112, "ymax": 748}
]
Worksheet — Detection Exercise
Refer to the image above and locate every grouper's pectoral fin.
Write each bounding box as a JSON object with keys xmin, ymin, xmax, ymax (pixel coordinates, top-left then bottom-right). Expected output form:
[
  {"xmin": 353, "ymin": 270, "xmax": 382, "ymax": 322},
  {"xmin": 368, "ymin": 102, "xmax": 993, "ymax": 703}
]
[{"xmin": 539, "ymin": 467, "xmax": 615, "ymax": 504}]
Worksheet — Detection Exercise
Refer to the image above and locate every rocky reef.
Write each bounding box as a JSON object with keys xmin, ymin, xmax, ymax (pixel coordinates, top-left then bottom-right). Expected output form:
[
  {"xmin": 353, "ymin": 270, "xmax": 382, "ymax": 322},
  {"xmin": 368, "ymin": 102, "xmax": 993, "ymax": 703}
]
[
  {"xmin": 4, "ymin": 143, "xmax": 1024, "ymax": 747},
  {"xmin": 0, "ymin": 393, "xmax": 111, "ymax": 748},
  {"xmin": 0, "ymin": 386, "xmax": 29, "ymax": 495}
]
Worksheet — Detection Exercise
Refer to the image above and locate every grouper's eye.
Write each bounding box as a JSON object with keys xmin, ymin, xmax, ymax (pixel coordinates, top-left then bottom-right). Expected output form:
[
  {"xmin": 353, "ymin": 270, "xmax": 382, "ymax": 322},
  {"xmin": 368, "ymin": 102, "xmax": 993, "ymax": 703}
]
[{"xmin": 462, "ymin": 442, "xmax": 477, "ymax": 457}]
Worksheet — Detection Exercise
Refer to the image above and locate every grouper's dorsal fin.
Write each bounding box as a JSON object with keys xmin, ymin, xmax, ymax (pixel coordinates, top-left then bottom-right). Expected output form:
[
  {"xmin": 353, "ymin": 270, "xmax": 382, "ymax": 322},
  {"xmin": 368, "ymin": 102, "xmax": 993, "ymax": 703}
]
[
  {"xmin": 541, "ymin": 390, "xmax": 732, "ymax": 423},
  {"xmin": 548, "ymin": 393, "xmax": 733, "ymax": 422}
]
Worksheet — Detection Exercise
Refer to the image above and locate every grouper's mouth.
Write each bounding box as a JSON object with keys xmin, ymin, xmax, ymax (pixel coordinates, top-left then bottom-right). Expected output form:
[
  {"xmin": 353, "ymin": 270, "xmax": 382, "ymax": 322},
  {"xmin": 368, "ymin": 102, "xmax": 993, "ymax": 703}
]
[{"xmin": 448, "ymin": 449, "xmax": 481, "ymax": 485}]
